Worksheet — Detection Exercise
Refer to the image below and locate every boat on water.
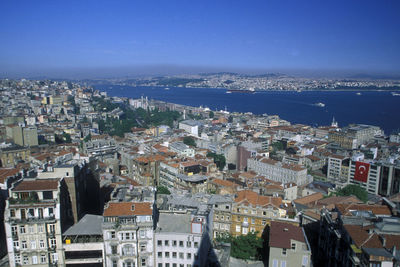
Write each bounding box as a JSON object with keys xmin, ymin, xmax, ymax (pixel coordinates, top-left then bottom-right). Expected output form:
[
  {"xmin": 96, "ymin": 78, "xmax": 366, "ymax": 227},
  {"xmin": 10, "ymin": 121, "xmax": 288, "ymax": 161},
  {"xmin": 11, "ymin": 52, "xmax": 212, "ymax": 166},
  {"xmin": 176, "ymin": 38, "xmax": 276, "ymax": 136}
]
[
  {"xmin": 356, "ymin": 92, "xmax": 362, "ymax": 95},
  {"xmin": 314, "ymin": 102, "xmax": 325, "ymax": 107},
  {"xmin": 226, "ymin": 88, "xmax": 255, "ymax": 93},
  {"xmin": 392, "ymin": 92, "xmax": 400, "ymax": 96},
  {"xmin": 165, "ymin": 87, "xmax": 170, "ymax": 90}
]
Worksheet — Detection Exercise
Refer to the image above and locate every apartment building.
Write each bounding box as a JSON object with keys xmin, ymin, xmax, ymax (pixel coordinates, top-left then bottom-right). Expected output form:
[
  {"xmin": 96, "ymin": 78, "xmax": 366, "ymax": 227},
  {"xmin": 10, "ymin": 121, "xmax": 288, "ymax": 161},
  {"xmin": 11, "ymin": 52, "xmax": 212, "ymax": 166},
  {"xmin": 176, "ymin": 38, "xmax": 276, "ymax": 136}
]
[
  {"xmin": 247, "ymin": 157, "xmax": 309, "ymax": 186},
  {"xmin": 102, "ymin": 186, "xmax": 156, "ymax": 267},
  {"xmin": 154, "ymin": 212, "xmax": 205, "ymax": 267},
  {"xmin": 4, "ymin": 178, "xmax": 72, "ymax": 267},
  {"xmin": 268, "ymin": 221, "xmax": 311, "ymax": 267},
  {"xmin": 231, "ymin": 190, "xmax": 287, "ymax": 238}
]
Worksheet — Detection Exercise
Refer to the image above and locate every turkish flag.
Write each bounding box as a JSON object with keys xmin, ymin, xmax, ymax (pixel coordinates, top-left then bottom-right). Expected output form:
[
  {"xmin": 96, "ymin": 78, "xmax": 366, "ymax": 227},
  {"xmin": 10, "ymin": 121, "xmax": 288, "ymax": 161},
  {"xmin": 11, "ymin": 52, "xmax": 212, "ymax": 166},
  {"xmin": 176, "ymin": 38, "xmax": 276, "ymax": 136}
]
[{"xmin": 354, "ymin": 161, "xmax": 369, "ymax": 183}]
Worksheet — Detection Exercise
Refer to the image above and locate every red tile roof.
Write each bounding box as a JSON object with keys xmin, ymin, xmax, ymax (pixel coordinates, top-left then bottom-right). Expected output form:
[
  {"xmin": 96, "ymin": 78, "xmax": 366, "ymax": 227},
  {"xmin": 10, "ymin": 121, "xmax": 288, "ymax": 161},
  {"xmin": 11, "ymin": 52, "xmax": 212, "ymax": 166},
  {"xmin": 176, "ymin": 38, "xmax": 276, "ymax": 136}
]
[
  {"xmin": 103, "ymin": 202, "xmax": 152, "ymax": 216},
  {"xmin": 336, "ymin": 203, "xmax": 392, "ymax": 216},
  {"xmin": 235, "ymin": 190, "xmax": 282, "ymax": 208},
  {"xmin": 0, "ymin": 168, "xmax": 20, "ymax": 184},
  {"xmin": 13, "ymin": 179, "xmax": 59, "ymax": 192},
  {"xmin": 269, "ymin": 221, "xmax": 305, "ymax": 249}
]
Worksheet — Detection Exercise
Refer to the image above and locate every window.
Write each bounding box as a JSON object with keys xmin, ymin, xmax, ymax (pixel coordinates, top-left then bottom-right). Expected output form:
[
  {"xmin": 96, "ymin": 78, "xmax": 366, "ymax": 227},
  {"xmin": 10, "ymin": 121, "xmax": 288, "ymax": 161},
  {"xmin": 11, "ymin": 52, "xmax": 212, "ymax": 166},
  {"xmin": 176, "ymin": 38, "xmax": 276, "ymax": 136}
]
[
  {"xmin": 302, "ymin": 256, "xmax": 308, "ymax": 266},
  {"xmin": 179, "ymin": 241, "xmax": 184, "ymax": 247},
  {"xmin": 38, "ymin": 224, "xmax": 44, "ymax": 233},
  {"xmin": 186, "ymin": 241, "xmax": 191, "ymax": 247},
  {"xmin": 165, "ymin": 252, "xmax": 170, "ymax": 258},
  {"xmin": 50, "ymin": 238, "xmax": 56, "ymax": 248},
  {"xmin": 29, "ymin": 225, "xmax": 35, "ymax": 233},
  {"xmin": 39, "ymin": 240, "xmax": 45, "ymax": 248},
  {"xmin": 28, "ymin": 208, "xmax": 35, "ymax": 217},
  {"xmin": 110, "ymin": 231, "xmax": 116, "ymax": 239},
  {"xmin": 164, "ymin": 240, "xmax": 169, "ymax": 246},
  {"xmin": 124, "ymin": 261, "xmax": 134, "ymax": 267},
  {"xmin": 251, "ymin": 218, "xmax": 255, "ymax": 224},
  {"xmin": 112, "ymin": 260, "xmax": 117, "ymax": 267},
  {"xmin": 122, "ymin": 245, "xmax": 133, "ymax": 256},
  {"xmin": 141, "ymin": 258, "xmax": 146, "ymax": 266},
  {"xmin": 49, "ymin": 224, "xmax": 55, "ymax": 233},
  {"xmin": 23, "ymin": 255, "xmax": 29, "ymax": 265},
  {"xmin": 165, "ymin": 264, "xmax": 170, "ymax": 267},
  {"xmin": 12, "ymin": 226, "xmax": 18, "ymax": 235},
  {"xmin": 173, "ymin": 264, "xmax": 177, "ymax": 267},
  {"xmin": 139, "ymin": 230, "xmax": 145, "ymax": 238},
  {"xmin": 236, "ymin": 225, "xmax": 241, "ymax": 232},
  {"xmin": 40, "ymin": 254, "xmax": 46, "ymax": 263},
  {"xmin": 15, "ymin": 254, "xmax": 21, "ymax": 264},
  {"xmin": 51, "ymin": 253, "xmax": 58, "ymax": 264},
  {"xmin": 10, "ymin": 209, "xmax": 15, "ymax": 217},
  {"xmin": 158, "ymin": 264, "xmax": 162, "ymax": 267},
  {"xmin": 194, "ymin": 242, "xmax": 199, "ymax": 248},
  {"xmin": 157, "ymin": 240, "xmax": 162, "ymax": 246},
  {"xmin": 157, "ymin": 252, "xmax": 162, "ymax": 258},
  {"xmin": 250, "ymin": 227, "xmax": 255, "ymax": 233},
  {"xmin": 263, "ymin": 211, "xmax": 266, "ymax": 216},
  {"xmin": 140, "ymin": 244, "xmax": 146, "ymax": 252},
  {"xmin": 20, "ymin": 209, "xmax": 26, "ymax": 219},
  {"xmin": 48, "ymin": 207, "xmax": 54, "ymax": 216},
  {"xmin": 262, "ymin": 220, "xmax": 266, "ymax": 225},
  {"xmin": 225, "ymin": 205, "xmax": 229, "ymax": 210},
  {"xmin": 291, "ymin": 243, "xmax": 296, "ymax": 250},
  {"xmin": 31, "ymin": 240, "xmax": 36, "ymax": 249},
  {"xmin": 272, "ymin": 259, "xmax": 278, "ymax": 267},
  {"xmin": 111, "ymin": 245, "xmax": 117, "ymax": 254},
  {"xmin": 20, "ymin": 225, "xmax": 26, "ymax": 234},
  {"xmin": 32, "ymin": 256, "xmax": 38, "ymax": 264},
  {"xmin": 242, "ymin": 227, "xmax": 248, "ymax": 234},
  {"xmin": 221, "ymin": 215, "xmax": 224, "ymax": 220},
  {"xmin": 187, "ymin": 253, "xmax": 192, "ymax": 259},
  {"xmin": 179, "ymin": 252, "xmax": 184, "ymax": 259},
  {"xmin": 13, "ymin": 241, "xmax": 19, "ymax": 249},
  {"xmin": 172, "ymin": 240, "xmax": 177, "ymax": 246},
  {"xmin": 280, "ymin": 261, "xmax": 286, "ymax": 267},
  {"xmin": 21, "ymin": 241, "xmax": 27, "ymax": 249},
  {"xmin": 282, "ymin": 248, "xmax": 287, "ymax": 256},
  {"xmin": 172, "ymin": 252, "xmax": 177, "ymax": 258}
]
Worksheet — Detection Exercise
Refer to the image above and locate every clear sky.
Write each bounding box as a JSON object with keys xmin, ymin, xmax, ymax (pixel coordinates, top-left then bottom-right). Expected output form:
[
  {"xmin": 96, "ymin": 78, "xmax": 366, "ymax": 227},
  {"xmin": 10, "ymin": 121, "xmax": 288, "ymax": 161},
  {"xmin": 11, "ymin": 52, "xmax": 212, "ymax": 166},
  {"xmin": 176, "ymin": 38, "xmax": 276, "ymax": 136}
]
[{"xmin": 1, "ymin": 0, "xmax": 399, "ymax": 77}]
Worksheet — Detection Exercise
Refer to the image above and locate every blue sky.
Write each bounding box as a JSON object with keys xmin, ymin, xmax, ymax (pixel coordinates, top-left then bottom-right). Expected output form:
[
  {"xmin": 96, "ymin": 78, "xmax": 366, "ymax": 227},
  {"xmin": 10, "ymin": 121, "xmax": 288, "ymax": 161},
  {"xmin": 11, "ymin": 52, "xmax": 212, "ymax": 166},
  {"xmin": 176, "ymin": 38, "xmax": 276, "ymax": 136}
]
[{"xmin": 1, "ymin": 0, "xmax": 399, "ymax": 77}]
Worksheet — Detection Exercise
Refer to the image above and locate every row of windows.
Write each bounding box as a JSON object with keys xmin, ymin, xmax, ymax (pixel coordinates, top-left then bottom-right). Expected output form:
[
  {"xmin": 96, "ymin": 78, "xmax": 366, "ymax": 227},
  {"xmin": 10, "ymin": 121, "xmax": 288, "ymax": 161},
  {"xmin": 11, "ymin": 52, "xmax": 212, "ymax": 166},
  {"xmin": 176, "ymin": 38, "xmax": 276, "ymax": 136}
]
[
  {"xmin": 157, "ymin": 264, "xmax": 192, "ymax": 267},
  {"xmin": 13, "ymin": 238, "xmax": 56, "ymax": 250},
  {"xmin": 11, "ymin": 224, "xmax": 55, "ymax": 235},
  {"xmin": 157, "ymin": 251, "xmax": 197, "ymax": 260},
  {"xmin": 15, "ymin": 253, "xmax": 57, "ymax": 265},
  {"xmin": 10, "ymin": 207, "xmax": 54, "ymax": 219},
  {"xmin": 157, "ymin": 240, "xmax": 199, "ymax": 248}
]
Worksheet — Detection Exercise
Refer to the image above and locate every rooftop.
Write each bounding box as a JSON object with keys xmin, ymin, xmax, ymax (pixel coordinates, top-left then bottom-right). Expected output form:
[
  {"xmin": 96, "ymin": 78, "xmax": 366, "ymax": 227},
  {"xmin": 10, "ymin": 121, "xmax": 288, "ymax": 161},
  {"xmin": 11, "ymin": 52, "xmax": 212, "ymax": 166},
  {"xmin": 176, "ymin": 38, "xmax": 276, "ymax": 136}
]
[{"xmin": 63, "ymin": 214, "xmax": 103, "ymax": 236}]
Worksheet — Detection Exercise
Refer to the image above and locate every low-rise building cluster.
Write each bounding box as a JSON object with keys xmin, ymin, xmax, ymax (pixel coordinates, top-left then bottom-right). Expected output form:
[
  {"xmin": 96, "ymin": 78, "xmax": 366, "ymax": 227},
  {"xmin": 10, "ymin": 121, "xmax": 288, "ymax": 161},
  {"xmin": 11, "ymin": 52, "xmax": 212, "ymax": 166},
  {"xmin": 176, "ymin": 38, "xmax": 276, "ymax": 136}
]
[{"xmin": 0, "ymin": 78, "xmax": 399, "ymax": 266}]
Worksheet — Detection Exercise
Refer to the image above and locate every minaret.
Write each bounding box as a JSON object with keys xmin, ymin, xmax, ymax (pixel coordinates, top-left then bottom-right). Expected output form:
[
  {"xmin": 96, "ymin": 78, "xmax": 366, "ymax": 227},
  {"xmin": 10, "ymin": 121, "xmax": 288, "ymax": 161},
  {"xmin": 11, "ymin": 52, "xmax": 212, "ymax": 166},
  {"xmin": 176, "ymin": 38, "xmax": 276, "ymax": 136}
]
[{"xmin": 331, "ymin": 117, "xmax": 338, "ymax": 127}]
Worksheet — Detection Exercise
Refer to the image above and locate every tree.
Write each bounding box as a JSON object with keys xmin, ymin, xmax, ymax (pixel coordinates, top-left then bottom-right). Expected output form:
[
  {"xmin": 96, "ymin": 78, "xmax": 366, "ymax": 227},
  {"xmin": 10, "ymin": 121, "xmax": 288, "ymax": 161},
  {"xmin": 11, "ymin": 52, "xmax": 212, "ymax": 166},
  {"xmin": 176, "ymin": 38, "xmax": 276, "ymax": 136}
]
[
  {"xmin": 62, "ymin": 132, "xmax": 72, "ymax": 143},
  {"xmin": 183, "ymin": 136, "xmax": 196, "ymax": 147},
  {"xmin": 157, "ymin": 186, "xmax": 171, "ymax": 195},
  {"xmin": 336, "ymin": 184, "xmax": 368, "ymax": 203},
  {"xmin": 209, "ymin": 111, "xmax": 214, "ymax": 119},
  {"xmin": 207, "ymin": 152, "xmax": 226, "ymax": 171},
  {"xmin": 216, "ymin": 232, "xmax": 263, "ymax": 260},
  {"xmin": 84, "ymin": 134, "xmax": 92, "ymax": 142}
]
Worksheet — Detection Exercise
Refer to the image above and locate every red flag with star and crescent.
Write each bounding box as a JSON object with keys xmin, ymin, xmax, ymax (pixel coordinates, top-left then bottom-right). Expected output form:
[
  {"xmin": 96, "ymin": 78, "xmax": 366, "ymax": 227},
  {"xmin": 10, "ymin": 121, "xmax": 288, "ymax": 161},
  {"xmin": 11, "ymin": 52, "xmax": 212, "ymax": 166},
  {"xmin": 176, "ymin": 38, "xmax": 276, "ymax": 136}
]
[{"xmin": 354, "ymin": 161, "xmax": 370, "ymax": 183}]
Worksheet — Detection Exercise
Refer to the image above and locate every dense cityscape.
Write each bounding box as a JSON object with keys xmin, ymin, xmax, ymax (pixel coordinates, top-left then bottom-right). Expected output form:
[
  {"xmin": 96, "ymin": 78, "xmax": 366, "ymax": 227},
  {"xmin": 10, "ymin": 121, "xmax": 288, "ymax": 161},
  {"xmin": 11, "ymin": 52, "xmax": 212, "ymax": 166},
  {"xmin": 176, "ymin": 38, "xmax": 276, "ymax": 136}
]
[
  {"xmin": 0, "ymin": 78, "xmax": 399, "ymax": 267},
  {"xmin": 87, "ymin": 73, "xmax": 400, "ymax": 92}
]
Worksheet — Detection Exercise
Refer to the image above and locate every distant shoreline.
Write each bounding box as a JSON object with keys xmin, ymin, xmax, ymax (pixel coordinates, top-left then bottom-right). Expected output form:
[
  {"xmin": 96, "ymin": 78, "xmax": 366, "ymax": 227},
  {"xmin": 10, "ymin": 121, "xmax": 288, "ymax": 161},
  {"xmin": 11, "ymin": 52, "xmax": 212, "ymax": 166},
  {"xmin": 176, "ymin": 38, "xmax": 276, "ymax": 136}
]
[{"xmin": 100, "ymin": 83, "xmax": 400, "ymax": 93}]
